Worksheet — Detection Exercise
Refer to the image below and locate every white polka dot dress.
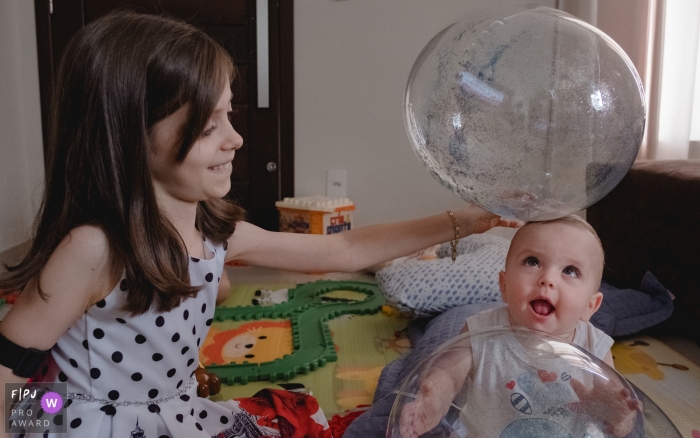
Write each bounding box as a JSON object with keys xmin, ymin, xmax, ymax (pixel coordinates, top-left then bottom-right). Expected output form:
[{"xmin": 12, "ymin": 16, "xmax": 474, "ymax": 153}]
[{"xmin": 29, "ymin": 238, "xmax": 276, "ymax": 438}]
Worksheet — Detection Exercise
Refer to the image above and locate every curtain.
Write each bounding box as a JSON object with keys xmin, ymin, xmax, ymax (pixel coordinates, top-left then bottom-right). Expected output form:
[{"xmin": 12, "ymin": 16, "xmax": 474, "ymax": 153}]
[
  {"xmin": 560, "ymin": 0, "xmax": 700, "ymax": 160},
  {"xmin": 652, "ymin": 0, "xmax": 700, "ymax": 159}
]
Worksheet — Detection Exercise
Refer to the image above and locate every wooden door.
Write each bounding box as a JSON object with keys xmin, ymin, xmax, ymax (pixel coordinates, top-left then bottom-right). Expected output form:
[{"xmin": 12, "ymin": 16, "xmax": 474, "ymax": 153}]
[{"xmin": 34, "ymin": 0, "xmax": 294, "ymax": 230}]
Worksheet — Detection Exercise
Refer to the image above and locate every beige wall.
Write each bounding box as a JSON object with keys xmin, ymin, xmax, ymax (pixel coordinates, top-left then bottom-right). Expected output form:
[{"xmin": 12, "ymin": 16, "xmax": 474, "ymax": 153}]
[
  {"xmin": 294, "ymin": 0, "xmax": 562, "ymax": 227},
  {"xmin": 0, "ymin": 0, "xmax": 44, "ymax": 254}
]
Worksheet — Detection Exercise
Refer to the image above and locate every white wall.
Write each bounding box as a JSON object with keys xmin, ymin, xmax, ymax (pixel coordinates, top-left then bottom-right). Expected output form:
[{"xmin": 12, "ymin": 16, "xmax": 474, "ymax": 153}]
[
  {"xmin": 294, "ymin": 0, "xmax": 558, "ymax": 227},
  {"xmin": 0, "ymin": 0, "xmax": 45, "ymax": 253}
]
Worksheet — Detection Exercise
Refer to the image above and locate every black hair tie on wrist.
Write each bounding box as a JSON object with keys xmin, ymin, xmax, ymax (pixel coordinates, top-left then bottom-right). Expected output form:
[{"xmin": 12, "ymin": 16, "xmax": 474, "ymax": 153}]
[{"xmin": 0, "ymin": 332, "xmax": 50, "ymax": 378}]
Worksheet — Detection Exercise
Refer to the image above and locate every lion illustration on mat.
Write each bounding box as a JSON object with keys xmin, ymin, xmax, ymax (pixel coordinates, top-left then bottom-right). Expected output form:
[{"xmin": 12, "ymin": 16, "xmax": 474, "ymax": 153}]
[{"xmin": 201, "ymin": 320, "xmax": 293, "ymax": 366}]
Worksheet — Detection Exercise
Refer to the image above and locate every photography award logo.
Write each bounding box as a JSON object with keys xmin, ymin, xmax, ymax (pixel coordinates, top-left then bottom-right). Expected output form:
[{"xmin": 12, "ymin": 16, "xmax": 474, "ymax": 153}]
[{"xmin": 5, "ymin": 382, "xmax": 67, "ymax": 434}]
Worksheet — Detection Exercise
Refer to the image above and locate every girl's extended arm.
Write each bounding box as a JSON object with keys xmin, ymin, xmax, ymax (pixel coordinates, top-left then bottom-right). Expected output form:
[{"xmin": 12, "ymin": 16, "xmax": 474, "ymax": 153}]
[
  {"xmin": 0, "ymin": 225, "xmax": 114, "ymax": 435},
  {"xmin": 226, "ymin": 205, "xmax": 520, "ymax": 272}
]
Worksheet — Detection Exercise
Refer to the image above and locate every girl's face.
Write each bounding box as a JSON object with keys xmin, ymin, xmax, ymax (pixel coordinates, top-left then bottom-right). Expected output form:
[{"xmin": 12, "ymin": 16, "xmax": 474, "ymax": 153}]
[{"xmin": 149, "ymin": 85, "xmax": 243, "ymax": 204}]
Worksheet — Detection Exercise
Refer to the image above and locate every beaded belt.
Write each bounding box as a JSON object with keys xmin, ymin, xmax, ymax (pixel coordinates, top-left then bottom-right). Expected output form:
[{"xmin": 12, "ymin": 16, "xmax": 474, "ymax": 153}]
[{"xmin": 66, "ymin": 376, "xmax": 195, "ymax": 407}]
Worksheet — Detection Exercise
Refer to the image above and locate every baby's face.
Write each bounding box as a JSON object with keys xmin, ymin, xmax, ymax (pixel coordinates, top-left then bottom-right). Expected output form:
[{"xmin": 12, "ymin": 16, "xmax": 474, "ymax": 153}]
[{"xmin": 499, "ymin": 222, "xmax": 603, "ymax": 341}]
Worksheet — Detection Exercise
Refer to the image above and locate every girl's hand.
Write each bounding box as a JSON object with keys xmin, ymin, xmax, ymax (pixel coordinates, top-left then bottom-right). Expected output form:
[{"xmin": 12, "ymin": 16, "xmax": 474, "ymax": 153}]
[{"xmin": 457, "ymin": 205, "xmax": 523, "ymax": 236}]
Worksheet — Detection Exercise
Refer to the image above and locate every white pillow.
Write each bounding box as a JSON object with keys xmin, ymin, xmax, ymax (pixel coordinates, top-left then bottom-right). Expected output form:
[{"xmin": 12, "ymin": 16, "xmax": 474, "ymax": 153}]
[{"xmin": 376, "ymin": 233, "xmax": 509, "ymax": 317}]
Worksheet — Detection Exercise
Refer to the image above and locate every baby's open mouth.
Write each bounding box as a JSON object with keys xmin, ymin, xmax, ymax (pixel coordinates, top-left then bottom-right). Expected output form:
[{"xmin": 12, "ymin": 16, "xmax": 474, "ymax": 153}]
[{"xmin": 531, "ymin": 299, "xmax": 554, "ymax": 316}]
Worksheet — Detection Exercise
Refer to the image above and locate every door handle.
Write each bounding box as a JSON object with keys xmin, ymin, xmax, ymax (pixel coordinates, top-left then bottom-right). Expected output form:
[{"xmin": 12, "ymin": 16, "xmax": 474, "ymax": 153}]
[{"xmin": 256, "ymin": 0, "xmax": 269, "ymax": 108}]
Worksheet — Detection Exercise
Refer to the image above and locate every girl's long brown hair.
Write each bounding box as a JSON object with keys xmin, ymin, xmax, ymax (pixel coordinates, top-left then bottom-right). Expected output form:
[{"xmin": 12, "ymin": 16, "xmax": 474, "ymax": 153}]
[{"xmin": 0, "ymin": 11, "xmax": 245, "ymax": 314}]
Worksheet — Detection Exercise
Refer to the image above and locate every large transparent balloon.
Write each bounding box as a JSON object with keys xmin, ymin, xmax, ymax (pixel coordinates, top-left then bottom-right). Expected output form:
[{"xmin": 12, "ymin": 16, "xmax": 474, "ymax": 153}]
[
  {"xmin": 405, "ymin": 5, "xmax": 645, "ymax": 221},
  {"xmin": 387, "ymin": 327, "xmax": 680, "ymax": 438}
]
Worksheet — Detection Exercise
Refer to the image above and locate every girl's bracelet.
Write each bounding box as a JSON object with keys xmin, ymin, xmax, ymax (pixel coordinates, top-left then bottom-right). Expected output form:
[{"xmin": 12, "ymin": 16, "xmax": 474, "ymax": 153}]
[{"xmin": 446, "ymin": 210, "xmax": 460, "ymax": 262}]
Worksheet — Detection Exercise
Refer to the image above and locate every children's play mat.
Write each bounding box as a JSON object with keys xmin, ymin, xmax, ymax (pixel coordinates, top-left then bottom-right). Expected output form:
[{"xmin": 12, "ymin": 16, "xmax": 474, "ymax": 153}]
[
  {"xmin": 200, "ymin": 278, "xmax": 700, "ymax": 437},
  {"xmin": 200, "ymin": 279, "xmax": 410, "ymax": 416}
]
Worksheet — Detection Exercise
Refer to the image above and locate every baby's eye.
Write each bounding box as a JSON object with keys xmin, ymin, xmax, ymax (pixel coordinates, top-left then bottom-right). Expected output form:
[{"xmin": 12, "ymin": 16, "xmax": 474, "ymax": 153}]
[
  {"xmin": 523, "ymin": 256, "xmax": 539, "ymax": 267},
  {"xmin": 563, "ymin": 266, "xmax": 581, "ymax": 278}
]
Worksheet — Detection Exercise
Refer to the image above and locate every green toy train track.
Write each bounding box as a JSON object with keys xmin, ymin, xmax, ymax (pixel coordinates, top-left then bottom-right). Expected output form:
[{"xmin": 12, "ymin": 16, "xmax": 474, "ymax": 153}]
[{"xmin": 207, "ymin": 280, "xmax": 385, "ymax": 385}]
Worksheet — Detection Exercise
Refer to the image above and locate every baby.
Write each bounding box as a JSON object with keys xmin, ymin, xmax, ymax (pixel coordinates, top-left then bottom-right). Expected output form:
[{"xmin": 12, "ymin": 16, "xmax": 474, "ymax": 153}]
[{"xmin": 400, "ymin": 215, "xmax": 641, "ymax": 438}]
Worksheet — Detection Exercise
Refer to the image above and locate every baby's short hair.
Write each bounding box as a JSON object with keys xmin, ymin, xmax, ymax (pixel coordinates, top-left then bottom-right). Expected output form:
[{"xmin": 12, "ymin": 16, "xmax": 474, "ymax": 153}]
[{"xmin": 509, "ymin": 214, "xmax": 605, "ymax": 286}]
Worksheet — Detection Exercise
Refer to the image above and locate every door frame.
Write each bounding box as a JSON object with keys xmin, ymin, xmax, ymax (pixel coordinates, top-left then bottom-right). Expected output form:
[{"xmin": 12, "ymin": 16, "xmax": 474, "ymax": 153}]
[{"xmin": 33, "ymin": 0, "xmax": 294, "ymax": 230}]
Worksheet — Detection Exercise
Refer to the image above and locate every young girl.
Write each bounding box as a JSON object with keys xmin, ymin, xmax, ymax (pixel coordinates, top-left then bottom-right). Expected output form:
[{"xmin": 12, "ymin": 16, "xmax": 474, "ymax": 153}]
[{"xmin": 0, "ymin": 11, "xmax": 517, "ymax": 438}]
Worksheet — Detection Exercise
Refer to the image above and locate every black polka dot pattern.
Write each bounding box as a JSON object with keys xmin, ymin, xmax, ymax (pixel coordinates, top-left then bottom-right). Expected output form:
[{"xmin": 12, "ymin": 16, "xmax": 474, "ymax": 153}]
[
  {"xmin": 53, "ymin": 237, "xmax": 227, "ymax": 434},
  {"xmin": 100, "ymin": 405, "xmax": 116, "ymax": 416},
  {"xmin": 53, "ymin": 415, "xmax": 63, "ymax": 426}
]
